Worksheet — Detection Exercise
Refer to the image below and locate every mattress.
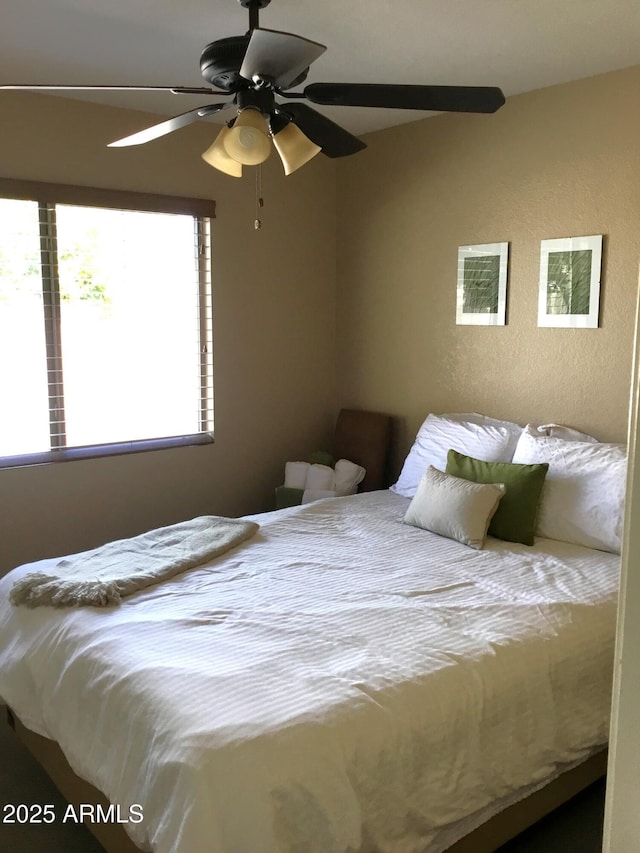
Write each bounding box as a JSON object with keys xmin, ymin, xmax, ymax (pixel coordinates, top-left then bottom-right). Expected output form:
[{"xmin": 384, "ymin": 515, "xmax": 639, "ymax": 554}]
[{"xmin": 0, "ymin": 490, "xmax": 619, "ymax": 852}]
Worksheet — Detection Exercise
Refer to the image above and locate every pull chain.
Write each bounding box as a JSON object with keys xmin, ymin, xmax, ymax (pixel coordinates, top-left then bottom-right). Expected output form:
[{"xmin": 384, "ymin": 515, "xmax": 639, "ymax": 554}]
[{"xmin": 254, "ymin": 165, "xmax": 264, "ymax": 230}]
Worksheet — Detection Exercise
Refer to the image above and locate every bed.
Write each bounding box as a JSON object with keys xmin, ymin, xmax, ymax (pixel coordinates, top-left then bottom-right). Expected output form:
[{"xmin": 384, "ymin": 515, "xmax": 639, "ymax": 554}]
[{"xmin": 0, "ymin": 412, "xmax": 625, "ymax": 853}]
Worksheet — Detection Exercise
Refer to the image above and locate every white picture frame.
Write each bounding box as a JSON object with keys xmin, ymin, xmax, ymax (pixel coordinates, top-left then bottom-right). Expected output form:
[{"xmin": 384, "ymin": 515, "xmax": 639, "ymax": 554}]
[
  {"xmin": 456, "ymin": 242, "xmax": 508, "ymax": 326},
  {"xmin": 538, "ymin": 235, "xmax": 603, "ymax": 328}
]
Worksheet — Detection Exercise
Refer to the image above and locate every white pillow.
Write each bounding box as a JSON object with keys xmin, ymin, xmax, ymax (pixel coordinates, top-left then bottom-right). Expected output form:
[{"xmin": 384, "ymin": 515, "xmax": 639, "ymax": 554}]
[
  {"xmin": 535, "ymin": 424, "xmax": 599, "ymax": 443},
  {"xmin": 391, "ymin": 412, "xmax": 523, "ymax": 498},
  {"xmin": 512, "ymin": 425, "xmax": 627, "ymax": 553},
  {"xmin": 404, "ymin": 466, "xmax": 506, "ymax": 550},
  {"xmin": 284, "ymin": 461, "xmax": 310, "ymax": 489},
  {"xmin": 334, "ymin": 459, "xmax": 366, "ymax": 496},
  {"xmin": 305, "ymin": 464, "xmax": 335, "ymax": 491}
]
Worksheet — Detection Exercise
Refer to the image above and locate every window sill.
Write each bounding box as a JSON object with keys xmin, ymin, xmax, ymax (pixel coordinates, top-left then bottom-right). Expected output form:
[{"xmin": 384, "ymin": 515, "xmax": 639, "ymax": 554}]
[{"xmin": 0, "ymin": 433, "xmax": 214, "ymax": 470}]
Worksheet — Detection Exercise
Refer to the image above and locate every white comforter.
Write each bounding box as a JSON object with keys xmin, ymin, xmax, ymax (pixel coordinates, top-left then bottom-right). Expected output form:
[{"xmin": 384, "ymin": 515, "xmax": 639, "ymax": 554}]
[{"xmin": 0, "ymin": 491, "xmax": 619, "ymax": 853}]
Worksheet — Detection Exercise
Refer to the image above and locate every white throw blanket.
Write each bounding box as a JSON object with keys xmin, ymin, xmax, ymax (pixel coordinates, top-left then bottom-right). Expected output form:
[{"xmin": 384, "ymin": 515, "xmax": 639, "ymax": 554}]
[{"xmin": 10, "ymin": 515, "xmax": 259, "ymax": 609}]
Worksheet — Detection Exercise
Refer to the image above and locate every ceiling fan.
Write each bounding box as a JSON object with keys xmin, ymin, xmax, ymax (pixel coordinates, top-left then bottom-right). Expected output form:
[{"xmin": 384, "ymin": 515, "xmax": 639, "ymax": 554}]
[{"xmin": 2, "ymin": 0, "xmax": 506, "ymax": 177}]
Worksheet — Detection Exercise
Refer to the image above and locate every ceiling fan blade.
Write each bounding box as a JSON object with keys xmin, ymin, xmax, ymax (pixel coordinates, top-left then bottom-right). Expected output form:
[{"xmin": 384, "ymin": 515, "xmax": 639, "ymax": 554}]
[
  {"xmin": 304, "ymin": 83, "xmax": 506, "ymax": 113},
  {"xmin": 277, "ymin": 103, "xmax": 366, "ymax": 159},
  {"xmin": 108, "ymin": 103, "xmax": 229, "ymax": 148},
  {"xmin": 171, "ymin": 87, "xmax": 227, "ymax": 96},
  {"xmin": 0, "ymin": 84, "xmax": 225, "ymax": 95},
  {"xmin": 240, "ymin": 28, "xmax": 326, "ymax": 90}
]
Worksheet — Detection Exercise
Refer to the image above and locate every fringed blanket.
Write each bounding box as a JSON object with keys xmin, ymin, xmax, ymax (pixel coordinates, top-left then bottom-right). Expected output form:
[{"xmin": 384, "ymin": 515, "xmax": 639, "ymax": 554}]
[{"xmin": 10, "ymin": 515, "xmax": 259, "ymax": 609}]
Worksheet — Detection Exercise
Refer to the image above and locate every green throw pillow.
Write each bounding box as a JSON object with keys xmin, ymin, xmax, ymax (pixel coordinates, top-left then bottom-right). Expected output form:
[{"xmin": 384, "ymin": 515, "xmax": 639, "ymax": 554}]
[
  {"xmin": 445, "ymin": 450, "xmax": 549, "ymax": 546},
  {"xmin": 309, "ymin": 450, "xmax": 336, "ymax": 468}
]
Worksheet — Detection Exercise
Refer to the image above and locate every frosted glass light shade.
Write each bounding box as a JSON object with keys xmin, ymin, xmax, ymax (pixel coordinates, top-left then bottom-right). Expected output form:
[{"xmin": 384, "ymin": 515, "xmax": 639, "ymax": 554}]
[
  {"xmin": 272, "ymin": 122, "xmax": 321, "ymax": 175},
  {"xmin": 201, "ymin": 127, "xmax": 243, "ymax": 177},
  {"xmin": 223, "ymin": 109, "xmax": 271, "ymax": 166}
]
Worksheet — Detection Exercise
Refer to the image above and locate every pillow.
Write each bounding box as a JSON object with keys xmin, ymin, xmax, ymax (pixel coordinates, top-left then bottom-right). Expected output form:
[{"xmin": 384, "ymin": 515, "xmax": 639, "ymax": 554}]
[
  {"xmin": 391, "ymin": 412, "xmax": 523, "ymax": 498},
  {"xmin": 304, "ymin": 464, "xmax": 335, "ymax": 491},
  {"xmin": 309, "ymin": 450, "xmax": 336, "ymax": 467},
  {"xmin": 404, "ymin": 466, "xmax": 506, "ymax": 550},
  {"xmin": 512, "ymin": 425, "xmax": 627, "ymax": 553},
  {"xmin": 535, "ymin": 424, "xmax": 599, "ymax": 443},
  {"xmin": 334, "ymin": 458, "xmax": 366, "ymax": 496},
  {"xmin": 446, "ymin": 450, "xmax": 549, "ymax": 546},
  {"xmin": 284, "ymin": 461, "xmax": 310, "ymax": 490}
]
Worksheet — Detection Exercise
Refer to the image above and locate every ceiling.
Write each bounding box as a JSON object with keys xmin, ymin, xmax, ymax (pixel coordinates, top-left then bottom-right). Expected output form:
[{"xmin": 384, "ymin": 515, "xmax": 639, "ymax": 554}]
[{"xmin": 2, "ymin": 0, "xmax": 640, "ymax": 138}]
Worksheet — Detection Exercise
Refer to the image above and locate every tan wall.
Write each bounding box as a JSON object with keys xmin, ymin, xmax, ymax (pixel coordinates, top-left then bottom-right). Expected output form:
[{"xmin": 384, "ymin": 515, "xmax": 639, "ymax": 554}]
[
  {"xmin": 3, "ymin": 66, "xmax": 639, "ymax": 573},
  {"xmin": 336, "ymin": 66, "xmax": 640, "ymax": 478},
  {"xmin": 0, "ymin": 92, "xmax": 337, "ymax": 574}
]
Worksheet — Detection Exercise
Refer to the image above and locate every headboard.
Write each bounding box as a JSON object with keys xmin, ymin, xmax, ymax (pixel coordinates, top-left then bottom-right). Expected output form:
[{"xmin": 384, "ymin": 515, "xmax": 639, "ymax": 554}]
[{"xmin": 333, "ymin": 408, "xmax": 393, "ymax": 492}]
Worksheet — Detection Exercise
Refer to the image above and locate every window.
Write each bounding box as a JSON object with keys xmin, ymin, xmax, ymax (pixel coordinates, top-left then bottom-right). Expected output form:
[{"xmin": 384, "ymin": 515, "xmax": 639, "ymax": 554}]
[{"xmin": 0, "ymin": 179, "xmax": 215, "ymax": 467}]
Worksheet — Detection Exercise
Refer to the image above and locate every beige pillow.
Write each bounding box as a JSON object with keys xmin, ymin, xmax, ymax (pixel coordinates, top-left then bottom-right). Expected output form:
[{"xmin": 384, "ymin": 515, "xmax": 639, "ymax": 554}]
[{"xmin": 404, "ymin": 466, "xmax": 506, "ymax": 550}]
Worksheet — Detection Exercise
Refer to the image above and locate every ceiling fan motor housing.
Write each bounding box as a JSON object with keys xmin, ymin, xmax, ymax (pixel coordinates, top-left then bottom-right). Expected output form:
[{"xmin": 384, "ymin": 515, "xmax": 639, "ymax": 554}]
[
  {"xmin": 200, "ymin": 36, "xmax": 251, "ymax": 90},
  {"xmin": 200, "ymin": 34, "xmax": 311, "ymax": 93}
]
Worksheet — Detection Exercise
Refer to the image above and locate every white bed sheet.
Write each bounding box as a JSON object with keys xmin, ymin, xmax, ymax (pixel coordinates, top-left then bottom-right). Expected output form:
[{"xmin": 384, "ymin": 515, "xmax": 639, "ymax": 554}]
[{"xmin": 0, "ymin": 491, "xmax": 619, "ymax": 853}]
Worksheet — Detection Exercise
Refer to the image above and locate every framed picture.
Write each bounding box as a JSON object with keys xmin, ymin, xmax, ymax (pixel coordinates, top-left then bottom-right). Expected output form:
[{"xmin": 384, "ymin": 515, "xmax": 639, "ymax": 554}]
[
  {"xmin": 456, "ymin": 242, "xmax": 508, "ymax": 326},
  {"xmin": 538, "ymin": 235, "xmax": 603, "ymax": 328}
]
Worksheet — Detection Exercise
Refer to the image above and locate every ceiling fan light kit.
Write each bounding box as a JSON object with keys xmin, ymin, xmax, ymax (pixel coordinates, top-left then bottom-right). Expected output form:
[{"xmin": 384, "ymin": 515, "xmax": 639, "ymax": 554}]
[
  {"xmin": 199, "ymin": 96, "xmax": 321, "ymax": 177},
  {"xmin": 223, "ymin": 107, "xmax": 271, "ymax": 165},
  {"xmin": 2, "ymin": 0, "xmax": 506, "ymax": 180},
  {"xmin": 201, "ymin": 126, "xmax": 243, "ymax": 177},
  {"xmin": 272, "ymin": 122, "xmax": 321, "ymax": 176}
]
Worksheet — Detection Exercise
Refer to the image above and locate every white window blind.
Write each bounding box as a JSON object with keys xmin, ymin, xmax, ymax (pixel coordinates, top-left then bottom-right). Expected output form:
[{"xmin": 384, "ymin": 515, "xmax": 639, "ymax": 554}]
[{"xmin": 0, "ymin": 180, "xmax": 215, "ymax": 467}]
